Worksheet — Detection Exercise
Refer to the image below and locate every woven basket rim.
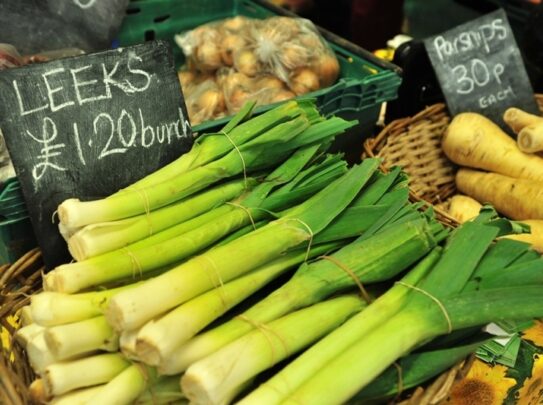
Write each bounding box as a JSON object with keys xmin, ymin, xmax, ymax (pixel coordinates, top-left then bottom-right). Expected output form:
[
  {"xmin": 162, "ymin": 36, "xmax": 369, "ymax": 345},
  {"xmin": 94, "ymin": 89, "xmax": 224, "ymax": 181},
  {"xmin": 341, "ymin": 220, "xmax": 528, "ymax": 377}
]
[{"xmin": 1, "ymin": 248, "xmax": 42, "ymax": 405}]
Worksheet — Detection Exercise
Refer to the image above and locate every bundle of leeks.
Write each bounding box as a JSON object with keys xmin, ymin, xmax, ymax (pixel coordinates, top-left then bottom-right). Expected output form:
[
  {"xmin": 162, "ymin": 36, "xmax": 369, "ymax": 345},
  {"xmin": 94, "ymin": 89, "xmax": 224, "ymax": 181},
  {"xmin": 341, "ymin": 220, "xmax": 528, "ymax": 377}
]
[
  {"xmin": 20, "ymin": 100, "xmax": 439, "ymax": 404},
  {"xmin": 18, "ymin": 99, "xmax": 543, "ymax": 405}
]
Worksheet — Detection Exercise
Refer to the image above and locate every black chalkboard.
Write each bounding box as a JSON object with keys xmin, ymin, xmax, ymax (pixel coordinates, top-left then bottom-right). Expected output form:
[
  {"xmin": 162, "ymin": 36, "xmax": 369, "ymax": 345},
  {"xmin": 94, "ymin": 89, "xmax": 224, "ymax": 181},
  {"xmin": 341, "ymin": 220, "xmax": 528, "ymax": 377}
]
[
  {"xmin": 424, "ymin": 9, "xmax": 539, "ymax": 130},
  {"xmin": 0, "ymin": 0, "xmax": 129, "ymax": 55},
  {"xmin": 0, "ymin": 41, "xmax": 192, "ymax": 268}
]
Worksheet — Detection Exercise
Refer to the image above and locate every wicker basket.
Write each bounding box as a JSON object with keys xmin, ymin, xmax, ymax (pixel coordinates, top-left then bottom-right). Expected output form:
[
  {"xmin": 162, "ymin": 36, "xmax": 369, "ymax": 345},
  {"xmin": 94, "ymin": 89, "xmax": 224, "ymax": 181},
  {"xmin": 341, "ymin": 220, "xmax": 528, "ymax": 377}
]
[
  {"xmin": 0, "ymin": 248, "xmax": 43, "ymax": 405},
  {"xmin": 363, "ymin": 95, "xmax": 543, "ymax": 220}
]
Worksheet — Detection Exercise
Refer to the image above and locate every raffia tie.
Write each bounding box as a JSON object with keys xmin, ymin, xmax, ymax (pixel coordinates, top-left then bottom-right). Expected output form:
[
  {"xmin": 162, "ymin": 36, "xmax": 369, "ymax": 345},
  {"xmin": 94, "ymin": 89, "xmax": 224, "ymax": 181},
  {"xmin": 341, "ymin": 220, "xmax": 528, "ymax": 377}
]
[
  {"xmin": 219, "ymin": 130, "xmax": 248, "ymax": 190},
  {"xmin": 196, "ymin": 255, "xmax": 228, "ymax": 309},
  {"xmin": 236, "ymin": 315, "xmax": 289, "ymax": 364},
  {"xmin": 396, "ymin": 281, "xmax": 452, "ymax": 333},
  {"xmin": 393, "ymin": 361, "xmax": 404, "ymax": 400},
  {"xmin": 225, "ymin": 202, "xmax": 256, "ymax": 230},
  {"xmin": 286, "ymin": 218, "xmax": 314, "ymax": 261},
  {"xmin": 122, "ymin": 247, "xmax": 143, "ymax": 279},
  {"xmin": 318, "ymin": 255, "xmax": 372, "ymax": 304},
  {"xmin": 133, "ymin": 187, "xmax": 153, "ymax": 237}
]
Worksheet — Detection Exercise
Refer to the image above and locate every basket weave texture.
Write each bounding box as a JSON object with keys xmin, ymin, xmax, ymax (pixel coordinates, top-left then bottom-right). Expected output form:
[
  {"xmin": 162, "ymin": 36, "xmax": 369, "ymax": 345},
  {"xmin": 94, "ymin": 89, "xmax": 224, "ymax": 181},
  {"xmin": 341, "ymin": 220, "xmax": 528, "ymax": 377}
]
[
  {"xmin": 1, "ymin": 248, "xmax": 42, "ymax": 405},
  {"xmin": 363, "ymin": 95, "xmax": 543, "ymax": 220}
]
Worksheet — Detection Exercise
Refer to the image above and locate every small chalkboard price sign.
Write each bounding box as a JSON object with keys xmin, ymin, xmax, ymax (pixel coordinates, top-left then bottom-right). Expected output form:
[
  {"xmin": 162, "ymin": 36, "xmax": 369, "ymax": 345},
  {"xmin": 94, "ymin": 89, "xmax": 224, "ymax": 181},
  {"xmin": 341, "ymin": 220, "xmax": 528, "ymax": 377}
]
[
  {"xmin": 424, "ymin": 9, "xmax": 539, "ymax": 130},
  {"xmin": 0, "ymin": 41, "xmax": 193, "ymax": 268}
]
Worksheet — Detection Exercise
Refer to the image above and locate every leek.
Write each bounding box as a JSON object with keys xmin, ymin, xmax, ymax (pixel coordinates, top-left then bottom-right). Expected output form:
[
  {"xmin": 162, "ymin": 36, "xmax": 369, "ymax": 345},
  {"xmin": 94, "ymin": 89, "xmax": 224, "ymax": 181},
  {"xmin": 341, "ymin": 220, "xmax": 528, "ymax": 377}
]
[
  {"xmin": 68, "ymin": 179, "xmax": 251, "ymax": 260},
  {"xmin": 44, "ymin": 316, "xmax": 118, "ymax": 360},
  {"xmin": 352, "ymin": 336, "xmax": 488, "ymax": 402},
  {"xmin": 58, "ymin": 108, "xmax": 346, "ymax": 228},
  {"xmin": 135, "ymin": 242, "xmax": 340, "ymax": 366},
  {"xmin": 161, "ymin": 219, "xmax": 441, "ymax": 375},
  {"xmin": 26, "ymin": 332, "xmax": 58, "ymax": 373},
  {"xmin": 122, "ymin": 100, "xmax": 306, "ymax": 191},
  {"xmin": 45, "ymin": 147, "xmax": 348, "ymax": 293},
  {"xmin": 105, "ymin": 163, "xmax": 378, "ymax": 332},
  {"xmin": 30, "ymin": 282, "xmax": 143, "ymax": 326},
  {"xmin": 181, "ymin": 295, "xmax": 366, "ymax": 405},
  {"xmin": 280, "ymin": 220, "xmax": 543, "ymax": 405},
  {"xmin": 85, "ymin": 364, "xmax": 156, "ymax": 405},
  {"xmin": 234, "ymin": 248, "xmax": 442, "ymax": 405},
  {"xmin": 43, "ymin": 353, "xmax": 130, "ymax": 396},
  {"xmin": 49, "ymin": 385, "xmax": 104, "ymax": 405}
]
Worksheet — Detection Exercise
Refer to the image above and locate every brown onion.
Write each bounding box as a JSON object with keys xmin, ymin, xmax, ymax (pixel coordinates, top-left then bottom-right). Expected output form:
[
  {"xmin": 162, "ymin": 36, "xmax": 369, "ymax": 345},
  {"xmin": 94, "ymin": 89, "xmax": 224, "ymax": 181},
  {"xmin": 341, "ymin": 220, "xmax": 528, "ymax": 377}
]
[
  {"xmin": 255, "ymin": 75, "xmax": 285, "ymax": 90},
  {"xmin": 290, "ymin": 68, "xmax": 320, "ymax": 95},
  {"xmin": 228, "ymin": 87, "xmax": 252, "ymax": 112},
  {"xmin": 280, "ymin": 45, "xmax": 310, "ymax": 70},
  {"xmin": 223, "ymin": 16, "xmax": 247, "ymax": 32},
  {"xmin": 268, "ymin": 17, "xmax": 300, "ymax": 37},
  {"xmin": 198, "ymin": 89, "xmax": 225, "ymax": 114},
  {"xmin": 315, "ymin": 54, "xmax": 340, "ymax": 87},
  {"xmin": 299, "ymin": 34, "xmax": 323, "ymax": 50},
  {"xmin": 234, "ymin": 50, "xmax": 261, "ymax": 77},
  {"xmin": 195, "ymin": 43, "xmax": 222, "ymax": 71},
  {"xmin": 221, "ymin": 35, "xmax": 246, "ymax": 66},
  {"xmin": 177, "ymin": 70, "xmax": 195, "ymax": 89},
  {"xmin": 270, "ymin": 89, "xmax": 296, "ymax": 103}
]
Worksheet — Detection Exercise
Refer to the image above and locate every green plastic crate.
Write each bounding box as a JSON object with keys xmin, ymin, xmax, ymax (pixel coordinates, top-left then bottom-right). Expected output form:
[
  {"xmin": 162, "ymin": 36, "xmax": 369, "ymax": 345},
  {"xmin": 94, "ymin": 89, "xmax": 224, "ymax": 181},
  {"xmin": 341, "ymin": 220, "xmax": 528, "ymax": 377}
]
[
  {"xmin": 0, "ymin": 179, "xmax": 35, "ymax": 264},
  {"xmin": 117, "ymin": 0, "xmax": 402, "ymax": 134}
]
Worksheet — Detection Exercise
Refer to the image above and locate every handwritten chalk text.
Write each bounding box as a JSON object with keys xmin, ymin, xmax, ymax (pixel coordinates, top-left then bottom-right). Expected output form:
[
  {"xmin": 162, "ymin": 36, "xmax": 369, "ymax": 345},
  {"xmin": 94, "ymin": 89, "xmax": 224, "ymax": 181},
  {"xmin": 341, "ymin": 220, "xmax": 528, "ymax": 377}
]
[
  {"xmin": 433, "ymin": 18, "xmax": 506, "ymax": 62},
  {"xmin": 14, "ymin": 53, "xmax": 152, "ymax": 117}
]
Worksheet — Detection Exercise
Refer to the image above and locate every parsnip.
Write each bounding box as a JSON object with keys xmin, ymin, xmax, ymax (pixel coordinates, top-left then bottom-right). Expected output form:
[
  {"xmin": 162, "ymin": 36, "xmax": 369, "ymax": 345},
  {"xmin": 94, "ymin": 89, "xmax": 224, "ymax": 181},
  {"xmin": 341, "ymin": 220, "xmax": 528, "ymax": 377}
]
[
  {"xmin": 518, "ymin": 122, "xmax": 543, "ymax": 153},
  {"xmin": 443, "ymin": 113, "xmax": 543, "ymax": 182},
  {"xmin": 456, "ymin": 169, "xmax": 543, "ymax": 220},
  {"xmin": 504, "ymin": 220, "xmax": 543, "ymax": 253},
  {"xmin": 448, "ymin": 195, "xmax": 482, "ymax": 223},
  {"xmin": 504, "ymin": 107, "xmax": 543, "ymax": 134}
]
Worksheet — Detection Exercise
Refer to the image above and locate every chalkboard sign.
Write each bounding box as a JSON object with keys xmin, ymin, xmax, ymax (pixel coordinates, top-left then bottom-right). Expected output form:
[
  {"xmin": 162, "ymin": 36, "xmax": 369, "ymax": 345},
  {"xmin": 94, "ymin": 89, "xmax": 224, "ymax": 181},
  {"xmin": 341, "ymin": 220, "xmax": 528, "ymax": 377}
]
[
  {"xmin": 0, "ymin": 0, "xmax": 129, "ymax": 55},
  {"xmin": 424, "ymin": 9, "xmax": 539, "ymax": 130},
  {"xmin": 0, "ymin": 41, "xmax": 192, "ymax": 268}
]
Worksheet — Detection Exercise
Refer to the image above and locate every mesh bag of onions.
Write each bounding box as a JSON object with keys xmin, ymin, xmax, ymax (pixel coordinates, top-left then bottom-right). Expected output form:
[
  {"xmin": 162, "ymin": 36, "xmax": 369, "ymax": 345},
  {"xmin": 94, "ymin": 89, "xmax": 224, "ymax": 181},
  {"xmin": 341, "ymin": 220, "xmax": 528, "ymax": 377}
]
[{"xmin": 175, "ymin": 16, "xmax": 340, "ymax": 125}]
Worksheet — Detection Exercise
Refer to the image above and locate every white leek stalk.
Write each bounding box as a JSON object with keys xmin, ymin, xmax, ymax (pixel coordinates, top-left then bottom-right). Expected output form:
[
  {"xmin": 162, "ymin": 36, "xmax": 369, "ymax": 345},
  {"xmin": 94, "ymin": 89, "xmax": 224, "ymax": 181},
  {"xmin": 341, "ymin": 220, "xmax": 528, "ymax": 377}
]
[
  {"xmin": 181, "ymin": 295, "xmax": 365, "ymax": 405},
  {"xmin": 120, "ymin": 329, "xmax": 141, "ymax": 361},
  {"xmin": 19, "ymin": 305, "xmax": 34, "ymax": 326},
  {"xmin": 43, "ymin": 353, "xmax": 130, "ymax": 396},
  {"xmin": 26, "ymin": 332, "xmax": 58, "ymax": 374},
  {"xmin": 49, "ymin": 385, "xmax": 104, "ymax": 405},
  {"xmin": 44, "ymin": 316, "xmax": 118, "ymax": 360},
  {"xmin": 135, "ymin": 245, "xmax": 333, "ymax": 366},
  {"xmin": 15, "ymin": 323, "xmax": 44, "ymax": 347},
  {"xmin": 68, "ymin": 179, "xmax": 248, "ymax": 260},
  {"xmin": 84, "ymin": 364, "xmax": 155, "ymax": 405},
  {"xmin": 30, "ymin": 283, "xmax": 141, "ymax": 326}
]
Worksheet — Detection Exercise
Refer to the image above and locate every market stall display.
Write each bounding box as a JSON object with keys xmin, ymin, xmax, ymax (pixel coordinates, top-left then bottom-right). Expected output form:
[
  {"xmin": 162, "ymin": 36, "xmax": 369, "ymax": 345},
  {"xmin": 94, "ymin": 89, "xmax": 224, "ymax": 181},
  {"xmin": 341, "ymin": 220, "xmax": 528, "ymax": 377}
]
[
  {"xmin": 0, "ymin": 98, "xmax": 542, "ymax": 404},
  {"xmin": 3, "ymin": 1, "xmax": 543, "ymax": 403}
]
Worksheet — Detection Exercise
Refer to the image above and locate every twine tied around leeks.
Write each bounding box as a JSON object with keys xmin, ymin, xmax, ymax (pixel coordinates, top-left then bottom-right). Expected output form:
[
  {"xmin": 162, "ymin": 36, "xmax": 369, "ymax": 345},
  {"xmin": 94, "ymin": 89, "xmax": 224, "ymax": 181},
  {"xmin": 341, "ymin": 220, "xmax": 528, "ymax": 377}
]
[{"xmin": 218, "ymin": 130, "xmax": 249, "ymax": 190}]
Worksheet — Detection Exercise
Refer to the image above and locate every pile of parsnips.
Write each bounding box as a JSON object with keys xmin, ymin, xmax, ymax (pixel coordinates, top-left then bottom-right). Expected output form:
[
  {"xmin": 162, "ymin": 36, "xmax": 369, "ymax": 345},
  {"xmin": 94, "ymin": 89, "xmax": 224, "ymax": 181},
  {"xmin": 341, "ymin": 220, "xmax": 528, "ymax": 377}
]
[
  {"xmin": 442, "ymin": 107, "xmax": 543, "ymax": 251},
  {"xmin": 15, "ymin": 100, "xmax": 543, "ymax": 405}
]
